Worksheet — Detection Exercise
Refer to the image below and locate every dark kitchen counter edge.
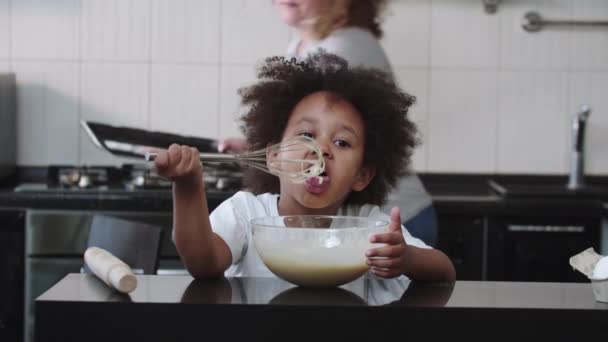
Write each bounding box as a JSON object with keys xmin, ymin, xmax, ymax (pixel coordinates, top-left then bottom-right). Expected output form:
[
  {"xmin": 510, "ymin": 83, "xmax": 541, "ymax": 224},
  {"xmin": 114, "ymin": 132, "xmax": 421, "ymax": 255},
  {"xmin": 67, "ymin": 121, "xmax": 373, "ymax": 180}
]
[
  {"xmin": 35, "ymin": 275, "xmax": 608, "ymax": 341},
  {"xmin": 35, "ymin": 293, "xmax": 606, "ymax": 341}
]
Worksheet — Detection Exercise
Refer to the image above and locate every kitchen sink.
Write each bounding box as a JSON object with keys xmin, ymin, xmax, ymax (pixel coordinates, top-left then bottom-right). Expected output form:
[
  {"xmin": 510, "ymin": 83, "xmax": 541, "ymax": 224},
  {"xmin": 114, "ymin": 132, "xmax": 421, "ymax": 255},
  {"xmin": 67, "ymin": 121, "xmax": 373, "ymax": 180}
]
[
  {"xmin": 420, "ymin": 174, "xmax": 608, "ymax": 199},
  {"xmin": 421, "ymin": 175, "xmax": 497, "ymax": 197},
  {"xmin": 426, "ymin": 182, "xmax": 496, "ymax": 197},
  {"xmin": 488, "ymin": 177, "xmax": 608, "ymax": 199}
]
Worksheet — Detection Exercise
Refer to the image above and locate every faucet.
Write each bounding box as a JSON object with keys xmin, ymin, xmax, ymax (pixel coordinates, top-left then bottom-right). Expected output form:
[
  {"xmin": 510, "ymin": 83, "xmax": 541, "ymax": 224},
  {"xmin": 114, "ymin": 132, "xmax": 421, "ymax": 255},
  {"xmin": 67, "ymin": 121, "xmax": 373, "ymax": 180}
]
[{"xmin": 567, "ymin": 105, "xmax": 592, "ymax": 190}]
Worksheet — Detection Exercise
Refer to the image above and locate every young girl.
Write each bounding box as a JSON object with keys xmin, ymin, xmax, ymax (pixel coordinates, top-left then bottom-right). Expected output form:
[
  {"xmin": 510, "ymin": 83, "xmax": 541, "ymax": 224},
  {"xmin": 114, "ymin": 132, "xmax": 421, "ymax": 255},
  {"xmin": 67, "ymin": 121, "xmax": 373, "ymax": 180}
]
[
  {"xmin": 154, "ymin": 53, "xmax": 455, "ymax": 282},
  {"xmin": 222, "ymin": 0, "xmax": 437, "ymax": 247}
]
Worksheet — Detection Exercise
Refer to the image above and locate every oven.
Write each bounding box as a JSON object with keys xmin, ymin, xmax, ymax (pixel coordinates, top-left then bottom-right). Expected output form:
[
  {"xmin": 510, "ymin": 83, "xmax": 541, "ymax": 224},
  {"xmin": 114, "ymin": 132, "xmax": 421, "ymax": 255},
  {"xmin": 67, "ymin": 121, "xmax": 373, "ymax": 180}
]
[
  {"xmin": 23, "ymin": 209, "xmax": 181, "ymax": 342},
  {"xmin": 486, "ymin": 215, "xmax": 601, "ymax": 282},
  {"xmin": 19, "ymin": 162, "xmax": 243, "ymax": 342}
]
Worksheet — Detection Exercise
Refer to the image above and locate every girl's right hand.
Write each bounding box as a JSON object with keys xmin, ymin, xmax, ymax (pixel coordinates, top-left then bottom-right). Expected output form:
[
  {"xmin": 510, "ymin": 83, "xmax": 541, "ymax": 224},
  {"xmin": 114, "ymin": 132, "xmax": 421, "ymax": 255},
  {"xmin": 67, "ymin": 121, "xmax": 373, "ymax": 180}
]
[{"xmin": 154, "ymin": 144, "xmax": 202, "ymax": 183}]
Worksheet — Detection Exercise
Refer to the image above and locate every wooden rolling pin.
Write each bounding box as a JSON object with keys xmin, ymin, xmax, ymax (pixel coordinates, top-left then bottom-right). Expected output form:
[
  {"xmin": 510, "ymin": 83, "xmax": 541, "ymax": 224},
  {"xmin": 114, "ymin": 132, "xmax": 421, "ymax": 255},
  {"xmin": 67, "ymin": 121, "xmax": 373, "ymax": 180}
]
[{"xmin": 84, "ymin": 247, "xmax": 138, "ymax": 293}]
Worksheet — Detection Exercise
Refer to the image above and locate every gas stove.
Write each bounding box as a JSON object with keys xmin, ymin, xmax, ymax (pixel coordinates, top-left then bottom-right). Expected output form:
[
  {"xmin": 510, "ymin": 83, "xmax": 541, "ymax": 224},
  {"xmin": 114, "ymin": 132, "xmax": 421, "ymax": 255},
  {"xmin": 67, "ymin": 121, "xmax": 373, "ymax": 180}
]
[
  {"xmin": 22, "ymin": 164, "xmax": 243, "ymax": 192},
  {"xmin": 14, "ymin": 121, "xmax": 244, "ymax": 193}
]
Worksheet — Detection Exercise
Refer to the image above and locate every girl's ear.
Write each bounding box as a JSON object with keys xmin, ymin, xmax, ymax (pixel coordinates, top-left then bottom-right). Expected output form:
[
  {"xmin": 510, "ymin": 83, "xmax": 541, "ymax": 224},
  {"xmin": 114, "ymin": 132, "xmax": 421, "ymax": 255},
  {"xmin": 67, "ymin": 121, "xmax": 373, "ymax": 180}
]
[{"xmin": 351, "ymin": 165, "xmax": 375, "ymax": 192}]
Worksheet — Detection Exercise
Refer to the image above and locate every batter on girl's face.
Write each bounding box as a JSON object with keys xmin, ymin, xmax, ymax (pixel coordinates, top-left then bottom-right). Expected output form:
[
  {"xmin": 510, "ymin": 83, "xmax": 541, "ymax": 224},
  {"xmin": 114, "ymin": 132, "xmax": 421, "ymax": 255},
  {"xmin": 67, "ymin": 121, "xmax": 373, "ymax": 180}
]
[{"xmin": 277, "ymin": 91, "xmax": 375, "ymax": 216}]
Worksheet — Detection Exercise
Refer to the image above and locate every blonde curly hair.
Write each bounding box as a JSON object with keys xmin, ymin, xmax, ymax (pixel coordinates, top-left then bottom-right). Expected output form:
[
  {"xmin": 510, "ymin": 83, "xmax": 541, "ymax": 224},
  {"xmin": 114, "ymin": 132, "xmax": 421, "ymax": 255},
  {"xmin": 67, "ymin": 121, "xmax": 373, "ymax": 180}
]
[{"xmin": 313, "ymin": 0, "xmax": 387, "ymax": 40}]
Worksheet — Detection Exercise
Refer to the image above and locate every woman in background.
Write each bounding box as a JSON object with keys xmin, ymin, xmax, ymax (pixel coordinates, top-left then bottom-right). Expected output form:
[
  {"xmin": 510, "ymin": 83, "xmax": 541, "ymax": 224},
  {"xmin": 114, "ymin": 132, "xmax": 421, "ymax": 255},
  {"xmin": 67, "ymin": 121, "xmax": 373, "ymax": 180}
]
[
  {"xmin": 220, "ymin": 0, "xmax": 437, "ymax": 246},
  {"xmin": 279, "ymin": 0, "xmax": 391, "ymax": 74}
]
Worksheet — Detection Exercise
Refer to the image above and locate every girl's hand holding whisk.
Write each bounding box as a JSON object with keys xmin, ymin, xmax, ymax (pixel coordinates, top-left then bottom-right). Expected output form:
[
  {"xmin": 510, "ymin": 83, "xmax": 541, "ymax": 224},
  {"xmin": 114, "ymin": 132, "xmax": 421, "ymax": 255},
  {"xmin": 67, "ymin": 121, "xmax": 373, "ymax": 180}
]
[
  {"xmin": 154, "ymin": 144, "xmax": 203, "ymax": 184},
  {"xmin": 365, "ymin": 207, "xmax": 412, "ymax": 278}
]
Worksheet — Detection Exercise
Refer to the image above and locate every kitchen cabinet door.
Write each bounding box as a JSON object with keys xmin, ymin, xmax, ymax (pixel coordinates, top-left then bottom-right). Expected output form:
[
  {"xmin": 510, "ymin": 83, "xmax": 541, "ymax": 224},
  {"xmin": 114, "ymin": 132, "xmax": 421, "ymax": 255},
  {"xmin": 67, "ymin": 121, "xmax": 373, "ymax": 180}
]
[
  {"xmin": 436, "ymin": 214, "xmax": 485, "ymax": 280},
  {"xmin": 0, "ymin": 210, "xmax": 25, "ymax": 342},
  {"xmin": 486, "ymin": 215, "xmax": 600, "ymax": 282}
]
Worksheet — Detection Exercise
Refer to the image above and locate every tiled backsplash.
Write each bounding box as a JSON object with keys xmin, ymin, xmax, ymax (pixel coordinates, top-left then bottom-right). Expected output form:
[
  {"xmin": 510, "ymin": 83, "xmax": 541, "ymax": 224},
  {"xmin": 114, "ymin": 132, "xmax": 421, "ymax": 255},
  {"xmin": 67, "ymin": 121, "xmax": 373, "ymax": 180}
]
[{"xmin": 0, "ymin": 0, "xmax": 606, "ymax": 174}]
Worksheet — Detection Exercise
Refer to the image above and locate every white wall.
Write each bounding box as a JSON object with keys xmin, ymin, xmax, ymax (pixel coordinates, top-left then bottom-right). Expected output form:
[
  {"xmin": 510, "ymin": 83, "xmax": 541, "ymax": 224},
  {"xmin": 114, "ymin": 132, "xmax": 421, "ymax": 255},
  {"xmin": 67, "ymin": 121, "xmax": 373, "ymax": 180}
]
[{"xmin": 0, "ymin": 0, "xmax": 607, "ymax": 174}]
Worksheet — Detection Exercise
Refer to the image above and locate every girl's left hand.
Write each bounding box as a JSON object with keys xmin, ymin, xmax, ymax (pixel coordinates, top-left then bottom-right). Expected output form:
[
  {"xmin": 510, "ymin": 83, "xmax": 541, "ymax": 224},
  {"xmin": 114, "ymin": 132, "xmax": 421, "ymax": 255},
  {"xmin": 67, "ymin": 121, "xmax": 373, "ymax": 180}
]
[{"xmin": 365, "ymin": 207, "xmax": 409, "ymax": 278}]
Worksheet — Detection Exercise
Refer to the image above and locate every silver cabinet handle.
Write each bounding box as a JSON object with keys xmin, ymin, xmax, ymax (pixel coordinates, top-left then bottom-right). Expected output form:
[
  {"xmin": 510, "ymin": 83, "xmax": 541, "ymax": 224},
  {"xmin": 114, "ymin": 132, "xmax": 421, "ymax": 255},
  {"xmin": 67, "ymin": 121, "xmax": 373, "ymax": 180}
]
[
  {"xmin": 507, "ymin": 225, "xmax": 585, "ymax": 233},
  {"xmin": 156, "ymin": 268, "xmax": 190, "ymax": 276},
  {"xmin": 523, "ymin": 11, "xmax": 608, "ymax": 32}
]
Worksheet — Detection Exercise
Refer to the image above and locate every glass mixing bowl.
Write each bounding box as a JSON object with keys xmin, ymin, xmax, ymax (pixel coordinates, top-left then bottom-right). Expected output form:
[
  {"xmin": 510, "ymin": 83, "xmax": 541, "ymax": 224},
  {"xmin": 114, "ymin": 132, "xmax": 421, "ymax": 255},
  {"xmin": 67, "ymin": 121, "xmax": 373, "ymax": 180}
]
[{"xmin": 251, "ymin": 215, "xmax": 388, "ymax": 288}]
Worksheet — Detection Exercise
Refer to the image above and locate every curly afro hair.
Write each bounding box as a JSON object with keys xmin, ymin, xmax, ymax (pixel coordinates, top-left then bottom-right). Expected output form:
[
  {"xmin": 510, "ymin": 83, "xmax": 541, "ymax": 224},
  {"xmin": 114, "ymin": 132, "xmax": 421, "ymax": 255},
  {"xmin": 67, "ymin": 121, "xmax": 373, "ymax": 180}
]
[{"xmin": 238, "ymin": 52, "xmax": 418, "ymax": 206}]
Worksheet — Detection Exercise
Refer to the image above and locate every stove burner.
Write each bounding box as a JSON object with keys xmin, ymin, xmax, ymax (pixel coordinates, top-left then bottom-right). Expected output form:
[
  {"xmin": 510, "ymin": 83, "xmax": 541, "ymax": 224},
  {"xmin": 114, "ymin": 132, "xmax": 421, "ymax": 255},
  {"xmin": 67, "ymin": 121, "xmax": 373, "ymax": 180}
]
[
  {"xmin": 46, "ymin": 164, "xmax": 243, "ymax": 192},
  {"xmin": 49, "ymin": 166, "xmax": 126, "ymax": 189},
  {"xmin": 124, "ymin": 164, "xmax": 172, "ymax": 189},
  {"xmin": 204, "ymin": 166, "xmax": 244, "ymax": 191}
]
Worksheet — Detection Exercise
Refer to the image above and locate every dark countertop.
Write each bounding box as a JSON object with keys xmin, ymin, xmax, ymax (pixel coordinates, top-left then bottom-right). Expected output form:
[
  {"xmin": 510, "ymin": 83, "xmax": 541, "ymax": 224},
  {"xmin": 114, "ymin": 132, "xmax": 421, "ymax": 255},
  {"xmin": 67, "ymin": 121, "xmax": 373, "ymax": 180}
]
[
  {"xmin": 1, "ymin": 172, "xmax": 607, "ymax": 217},
  {"xmin": 36, "ymin": 274, "xmax": 608, "ymax": 341},
  {"xmin": 422, "ymin": 173, "xmax": 608, "ymax": 216},
  {"xmin": 0, "ymin": 186, "xmax": 229, "ymax": 212},
  {"xmin": 1, "ymin": 186, "xmax": 601, "ymax": 217}
]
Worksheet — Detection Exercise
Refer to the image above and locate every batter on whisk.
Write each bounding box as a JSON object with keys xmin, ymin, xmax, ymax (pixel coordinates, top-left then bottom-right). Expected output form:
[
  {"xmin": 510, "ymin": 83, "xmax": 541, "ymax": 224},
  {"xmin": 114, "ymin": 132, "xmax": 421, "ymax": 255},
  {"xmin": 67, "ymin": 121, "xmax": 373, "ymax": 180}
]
[{"xmin": 154, "ymin": 52, "xmax": 455, "ymax": 282}]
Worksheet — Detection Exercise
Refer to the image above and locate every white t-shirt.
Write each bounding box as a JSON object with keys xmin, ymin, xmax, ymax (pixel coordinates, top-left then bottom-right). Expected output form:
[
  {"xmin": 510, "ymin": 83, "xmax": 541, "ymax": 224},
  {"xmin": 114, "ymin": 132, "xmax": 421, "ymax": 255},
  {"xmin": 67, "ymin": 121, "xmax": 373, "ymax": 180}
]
[
  {"xmin": 209, "ymin": 191, "xmax": 430, "ymax": 279},
  {"xmin": 286, "ymin": 27, "xmax": 432, "ymax": 220}
]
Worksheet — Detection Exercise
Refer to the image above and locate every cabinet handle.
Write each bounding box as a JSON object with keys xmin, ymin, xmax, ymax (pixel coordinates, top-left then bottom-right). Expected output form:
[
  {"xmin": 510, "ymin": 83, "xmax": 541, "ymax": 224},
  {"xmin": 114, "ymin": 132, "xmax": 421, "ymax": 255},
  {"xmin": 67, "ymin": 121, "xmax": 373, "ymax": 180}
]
[
  {"xmin": 157, "ymin": 268, "xmax": 189, "ymax": 276},
  {"xmin": 507, "ymin": 225, "xmax": 584, "ymax": 233}
]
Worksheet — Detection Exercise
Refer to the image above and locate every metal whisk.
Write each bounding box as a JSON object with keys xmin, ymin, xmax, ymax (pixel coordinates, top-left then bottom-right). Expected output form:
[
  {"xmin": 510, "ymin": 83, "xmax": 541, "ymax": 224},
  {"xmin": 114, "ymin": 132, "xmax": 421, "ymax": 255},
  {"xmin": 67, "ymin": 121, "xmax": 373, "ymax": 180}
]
[{"xmin": 145, "ymin": 136, "xmax": 325, "ymax": 184}]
